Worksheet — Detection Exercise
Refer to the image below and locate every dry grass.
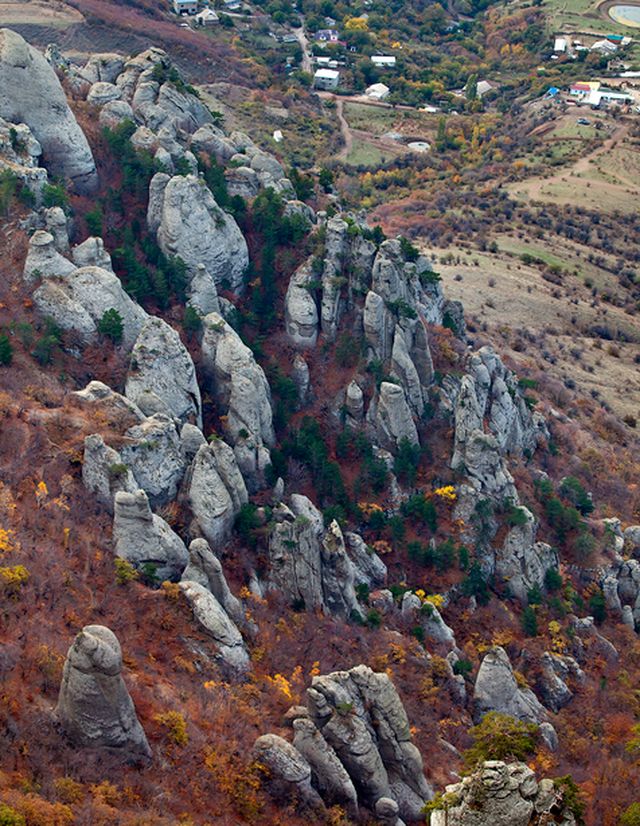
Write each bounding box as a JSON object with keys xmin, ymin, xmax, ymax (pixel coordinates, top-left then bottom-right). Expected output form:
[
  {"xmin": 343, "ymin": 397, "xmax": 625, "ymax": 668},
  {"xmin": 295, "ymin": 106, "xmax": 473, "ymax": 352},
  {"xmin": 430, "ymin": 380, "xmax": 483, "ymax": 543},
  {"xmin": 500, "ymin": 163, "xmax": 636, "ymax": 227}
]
[{"xmin": 0, "ymin": 0, "xmax": 83, "ymax": 27}]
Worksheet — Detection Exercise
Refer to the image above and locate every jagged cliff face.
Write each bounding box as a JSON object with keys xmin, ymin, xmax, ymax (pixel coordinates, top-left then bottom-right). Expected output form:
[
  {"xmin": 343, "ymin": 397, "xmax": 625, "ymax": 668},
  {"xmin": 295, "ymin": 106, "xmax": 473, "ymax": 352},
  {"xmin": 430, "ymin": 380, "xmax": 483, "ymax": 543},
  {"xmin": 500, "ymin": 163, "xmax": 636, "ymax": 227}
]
[{"xmin": 1, "ymin": 29, "xmax": 639, "ymax": 826}]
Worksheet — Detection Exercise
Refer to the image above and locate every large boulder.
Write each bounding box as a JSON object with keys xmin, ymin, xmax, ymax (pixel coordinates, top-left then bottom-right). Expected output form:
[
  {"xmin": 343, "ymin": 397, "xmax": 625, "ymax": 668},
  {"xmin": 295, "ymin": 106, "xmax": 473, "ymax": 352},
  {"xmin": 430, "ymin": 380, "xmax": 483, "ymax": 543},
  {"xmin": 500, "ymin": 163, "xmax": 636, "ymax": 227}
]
[
  {"xmin": 267, "ymin": 496, "xmax": 360, "ymax": 618},
  {"xmin": 179, "ymin": 580, "xmax": 249, "ymax": 672},
  {"xmin": 184, "ymin": 440, "xmax": 248, "ymax": 548},
  {"xmin": 0, "ymin": 29, "xmax": 97, "ymax": 192},
  {"xmin": 148, "ymin": 173, "xmax": 248, "ymax": 294},
  {"xmin": 430, "ymin": 761, "xmax": 577, "ymax": 826},
  {"xmin": 55, "ymin": 625, "xmax": 151, "ymax": 758},
  {"xmin": 253, "ymin": 734, "xmax": 324, "ymax": 811},
  {"xmin": 113, "ymin": 489, "xmax": 188, "ymax": 581},
  {"xmin": 125, "ymin": 317, "xmax": 202, "ymax": 428},
  {"xmin": 473, "ymin": 646, "xmax": 547, "ymax": 724}
]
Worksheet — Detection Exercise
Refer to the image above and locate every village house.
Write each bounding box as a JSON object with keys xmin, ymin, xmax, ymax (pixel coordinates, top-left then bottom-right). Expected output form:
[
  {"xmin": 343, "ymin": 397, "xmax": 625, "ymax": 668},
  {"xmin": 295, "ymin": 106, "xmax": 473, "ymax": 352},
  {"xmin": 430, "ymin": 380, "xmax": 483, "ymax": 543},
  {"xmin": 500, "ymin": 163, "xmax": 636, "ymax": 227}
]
[
  {"xmin": 366, "ymin": 82, "xmax": 390, "ymax": 100},
  {"xmin": 315, "ymin": 29, "xmax": 340, "ymax": 42},
  {"xmin": 195, "ymin": 7, "xmax": 218, "ymax": 24},
  {"xmin": 371, "ymin": 55, "xmax": 396, "ymax": 68},
  {"xmin": 313, "ymin": 68, "xmax": 340, "ymax": 90},
  {"xmin": 173, "ymin": 0, "xmax": 198, "ymax": 14}
]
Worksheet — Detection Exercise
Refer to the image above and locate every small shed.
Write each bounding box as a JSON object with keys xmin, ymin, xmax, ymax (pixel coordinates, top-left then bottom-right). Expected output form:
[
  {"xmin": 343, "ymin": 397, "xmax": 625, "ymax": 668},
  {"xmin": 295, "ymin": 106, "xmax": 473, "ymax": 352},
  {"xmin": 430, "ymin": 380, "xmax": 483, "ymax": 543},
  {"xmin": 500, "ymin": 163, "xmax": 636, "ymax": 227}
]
[{"xmin": 554, "ymin": 37, "xmax": 567, "ymax": 53}]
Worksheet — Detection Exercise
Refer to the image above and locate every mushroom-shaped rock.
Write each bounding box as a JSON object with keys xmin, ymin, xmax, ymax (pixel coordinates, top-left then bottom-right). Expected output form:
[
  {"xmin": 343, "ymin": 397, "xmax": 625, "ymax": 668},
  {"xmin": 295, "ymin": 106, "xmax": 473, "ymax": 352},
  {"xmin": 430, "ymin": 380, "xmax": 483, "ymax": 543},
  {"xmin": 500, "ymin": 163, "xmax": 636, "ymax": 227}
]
[
  {"xmin": 44, "ymin": 207, "xmax": 70, "ymax": 253},
  {"xmin": 55, "ymin": 625, "xmax": 150, "ymax": 758},
  {"xmin": 253, "ymin": 734, "xmax": 324, "ymax": 811},
  {"xmin": 284, "ymin": 259, "xmax": 319, "ymax": 348},
  {"xmin": 367, "ymin": 382, "xmax": 419, "ymax": 454},
  {"xmin": 179, "ymin": 580, "xmax": 249, "ymax": 672},
  {"xmin": 474, "ymin": 646, "xmax": 546, "ymax": 724},
  {"xmin": 181, "ymin": 538, "xmax": 244, "ymax": 625},
  {"xmin": 125, "ymin": 316, "xmax": 202, "ymax": 428},
  {"xmin": 113, "ymin": 489, "xmax": 188, "ymax": 581},
  {"xmin": 82, "ymin": 434, "xmax": 138, "ymax": 513},
  {"xmin": 148, "ymin": 173, "xmax": 248, "ymax": 293},
  {"xmin": 185, "ymin": 441, "xmax": 248, "ymax": 548},
  {"xmin": 23, "ymin": 230, "xmax": 77, "ymax": 282},
  {"xmin": 0, "ymin": 28, "xmax": 98, "ymax": 192}
]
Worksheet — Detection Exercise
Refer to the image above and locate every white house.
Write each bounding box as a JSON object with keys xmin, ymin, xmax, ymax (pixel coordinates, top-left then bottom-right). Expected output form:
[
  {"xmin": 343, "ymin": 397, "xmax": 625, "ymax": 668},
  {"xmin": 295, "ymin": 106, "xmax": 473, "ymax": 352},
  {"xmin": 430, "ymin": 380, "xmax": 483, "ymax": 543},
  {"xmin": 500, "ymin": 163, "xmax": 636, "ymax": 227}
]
[
  {"xmin": 476, "ymin": 80, "xmax": 494, "ymax": 98},
  {"xmin": 591, "ymin": 39, "xmax": 618, "ymax": 54},
  {"xmin": 195, "ymin": 8, "xmax": 219, "ymax": 24},
  {"xmin": 366, "ymin": 82, "xmax": 390, "ymax": 100},
  {"xmin": 554, "ymin": 37, "xmax": 567, "ymax": 53},
  {"xmin": 314, "ymin": 68, "xmax": 340, "ymax": 91},
  {"xmin": 371, "ymin": 55, "xmax": 396, "ymax": 68},
  {"xmin": 173, "ymin": 0, "xmax": 198, "ymax": 14}
]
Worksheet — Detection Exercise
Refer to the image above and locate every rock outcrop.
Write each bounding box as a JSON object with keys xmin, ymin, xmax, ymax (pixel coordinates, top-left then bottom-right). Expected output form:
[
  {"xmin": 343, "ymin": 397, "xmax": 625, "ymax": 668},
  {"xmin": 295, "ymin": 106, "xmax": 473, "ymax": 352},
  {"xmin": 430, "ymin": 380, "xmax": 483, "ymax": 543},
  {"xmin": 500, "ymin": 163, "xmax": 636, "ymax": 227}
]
[
  {"xmin": 148, "ymin": 173, "xmax": 248, "ymax": 294},
  {"xmin": 494, "ymin": 507, "xmax": 558, "ymax": 604},
  {"xmin": 284, "ymin": 259, "xmax": 319, "ymax": 348},
  {"xmin": 184, "ymin": 441, "xmax": 248, "ymax": 548},
  {"xmin": 201, "ymin": 312, "xmax": 274, "ymax": 489},
  {"xmin": 256, "ymin": 665, "xmax": 431, "ymax": 820},
  {"xmin": 253, "ymin": 734, "xmax": 324, "ymax": 811},
  {"xmin": 113, "ymin": 489, "xmax": 188, "ymax": 581},
  {"xmin": 125, "ymin": 316, "xmax": 202, "ymax": 427},
  {"xmin": 367, "ymin": 381, "xmax": 419, "ymax": 453},
  {"xmin": 473, "ymin": 646, "xmax": 547, "ymax": 725},
  {"xmin": 267, "ymin": 495, "xmax": 360, "ymax": 619},
  {"xmin": 55, "ymin": 625, "xmax": 151, "ymax": 758},
  {"xmin": 82, "ymin": 434, "xmax": 138, "ymax": 513},
  {"xmin": 430, "ymin": 761, "xmax": 577, "ymax": 826},
  {"xmin": 181, "ymin": 538, "xmax": 244, "ymax": 625},
  {"xmin": 0, "ymin": 29, "xmax": 97, "ymax": 192},
  {"xmin": 179, "ymin": 580, "xmax": 249, "ymax": 672}
]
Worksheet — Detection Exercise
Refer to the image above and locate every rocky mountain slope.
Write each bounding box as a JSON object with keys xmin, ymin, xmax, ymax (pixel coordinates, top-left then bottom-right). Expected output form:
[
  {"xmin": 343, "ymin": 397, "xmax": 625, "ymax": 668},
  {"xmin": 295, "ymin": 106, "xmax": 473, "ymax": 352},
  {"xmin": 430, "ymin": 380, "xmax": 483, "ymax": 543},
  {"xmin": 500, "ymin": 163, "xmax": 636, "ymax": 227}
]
[{"xmin": 0, "ymin": 28, "xmax": 639, "ymax": 826}]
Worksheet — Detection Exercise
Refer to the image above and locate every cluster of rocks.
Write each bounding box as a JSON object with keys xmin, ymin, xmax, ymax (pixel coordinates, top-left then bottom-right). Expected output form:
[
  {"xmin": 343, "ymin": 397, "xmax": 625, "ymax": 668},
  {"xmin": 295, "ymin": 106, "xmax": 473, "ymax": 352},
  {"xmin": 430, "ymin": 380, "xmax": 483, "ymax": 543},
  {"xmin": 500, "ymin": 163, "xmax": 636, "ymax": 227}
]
[
  {"xmin": 430, "ymin": 761, "xmax": 577, "ymax": 826},
  {"xmin": 262, "ymin": 494, "xmax": 387, "ymax": 619},
  {"xmin": 601, "ymin": 519, "xmax": 640, "ymax": 631},
  {"xmin": 255, "ymin": 665, "xmax": 432, "ymax": 822}
]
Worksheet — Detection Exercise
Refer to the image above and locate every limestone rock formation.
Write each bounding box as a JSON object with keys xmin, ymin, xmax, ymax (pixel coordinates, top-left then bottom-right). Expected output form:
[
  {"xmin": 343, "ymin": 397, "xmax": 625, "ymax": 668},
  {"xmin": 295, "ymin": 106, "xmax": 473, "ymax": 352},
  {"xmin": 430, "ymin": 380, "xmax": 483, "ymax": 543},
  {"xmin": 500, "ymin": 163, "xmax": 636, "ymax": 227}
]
[
  {"xmin": 0, "ymin": 29, "xmax": 97, "ymax": 192},
  {"xmin": 267, "ymin": 496, "xmax": 360, "ymax": 618},
  {"xmin": 119, "ymin": 414, "xmax": 186, "ymax": 507},
  {"xmin": 292, "ymin": 717, "xmax": 359, "ymax": 815},
  {"xmin": 537, "ymin": 653, "xmax": 573, "ymax": 713},
  {"xmin": 23, "ymin": 230, "xmax": 77, "ymax": 282},
  {"xmin": 33, "ymin": 264, "xmax": 148, "ymax": 347},
  {"xmin": 201, "ymin": 312, "xmax": 274, "ymax": 489},
  {"xmin": 71, "ymin": 236, "xmax": 114, "ymax": 272},
  {"xmin": 82, "ymin": 434, "xmax": 138, "ymax": 513},
  {"xmin": 285, "ymin": 259, "xmax": 319, "ymax": 348},
  {"xmin": 148, "ymin": 173, "xmax": 248, "ymax": 294},
  {"xmin": 55, "ymin": 625, "xmax": 151, "ymax": 758},
  {"xmin": 494, "ymin": 507, "xmax": 558, "ymax": 603},
  {"xmin": 0, "ymin": 116, "xmax": 47, "ymax": 202},
  {"xmin": 125, "ymin": 316, "xmax": 202, "ymax": 427},
  {"xmin": 257, "ymin": 665, "xmax": 430, "ymax": 820},
  {"xmin": 307, "ymin": 665, "xmax": 432, "ymax": 819},
  {"xmin": 474, "ymin": 646, "xmax": 547, "ymax": 724},
  {"xmin": 181, "ymin": 538, "xmax": 244, "ymax": 626},
  {"xmin": 185, "ymin": 441, "xmax": 248, "ymax": 548},
  {"xmin": 113, "ymin": 489, "xmax": 188, "ymax": 581},
  {"xmin": 367, "ymin": 382, "xmax": 419, "ymax": 453},
  {"xmin": 430, "ymin": 762, "xmax": 577, "ymax": 826},
  {"xmin": 179, "ymin": 580, "xmax": 249, "ymax": 671},
  {"xmin": 253, "ymin": 734, "xmax": 324, "ymax": 811},
  {"xmin": 345, "ymin": 532, "xmax": 387, "ymax": 589}
]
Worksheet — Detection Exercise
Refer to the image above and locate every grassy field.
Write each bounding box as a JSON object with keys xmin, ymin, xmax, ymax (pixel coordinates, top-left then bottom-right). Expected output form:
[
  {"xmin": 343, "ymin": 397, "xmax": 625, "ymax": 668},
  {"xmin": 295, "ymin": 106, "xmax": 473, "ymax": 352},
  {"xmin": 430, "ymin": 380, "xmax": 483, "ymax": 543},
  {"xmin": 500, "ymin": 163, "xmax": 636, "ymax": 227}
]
[
  {"xmin": 431, "ymin": 242, "xmax": 640, "ymax": 419},
  {"xmin": 0, "ymin": 0, "xmax": 83, "ymax": 27},
  {"xmin": 345, "ymin": 137, "xmax": 396, "ymax": 167},
  {"xmin": 344, "ymin": 102, "xmax": 434, "ymax": 138}
]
